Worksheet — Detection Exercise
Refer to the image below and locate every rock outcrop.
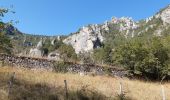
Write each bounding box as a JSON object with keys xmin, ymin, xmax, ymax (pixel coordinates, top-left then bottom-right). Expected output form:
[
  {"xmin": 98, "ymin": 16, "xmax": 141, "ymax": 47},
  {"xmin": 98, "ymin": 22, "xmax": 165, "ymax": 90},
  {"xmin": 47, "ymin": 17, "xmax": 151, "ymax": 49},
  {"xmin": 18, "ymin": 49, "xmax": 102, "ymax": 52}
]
[
  {"xmin": 160, "ymin": 5, "xmax": 170, "ymax": 24},
  {"xmin": 29, "ymin": 39, "xmax": 43, "ymax": 57},
  {"xmin": 48, "ymin": 50, "xmax": 61, "ymax": 61},
  {"xmin": 63, "ymin": 17, "xmax": 137, "ymax": 54},
  {"xmin": 63, "ymin": 24, "xmax": 105, "ymax": 54},
  {"xmin": 111, "ymin": 17, "xmax": 137, "ymax": 31}
]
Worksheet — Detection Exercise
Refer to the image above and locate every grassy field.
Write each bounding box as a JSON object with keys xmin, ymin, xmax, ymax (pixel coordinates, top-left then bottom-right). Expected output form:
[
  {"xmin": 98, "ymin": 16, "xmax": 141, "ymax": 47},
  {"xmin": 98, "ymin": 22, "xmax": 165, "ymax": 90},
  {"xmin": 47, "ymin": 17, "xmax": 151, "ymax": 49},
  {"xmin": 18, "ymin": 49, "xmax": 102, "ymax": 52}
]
[{"xmin": 0, "ymin": 66, "xmax": 170, "ymax": 100}]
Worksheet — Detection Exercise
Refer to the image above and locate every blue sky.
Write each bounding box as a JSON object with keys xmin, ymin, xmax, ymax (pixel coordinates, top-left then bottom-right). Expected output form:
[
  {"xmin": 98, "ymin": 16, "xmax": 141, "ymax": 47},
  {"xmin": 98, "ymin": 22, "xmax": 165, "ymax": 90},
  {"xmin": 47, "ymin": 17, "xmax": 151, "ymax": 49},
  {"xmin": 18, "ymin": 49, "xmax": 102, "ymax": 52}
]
[{"xmin": 1, "ymin": 0, "xmax": 170, "ymax": 36}]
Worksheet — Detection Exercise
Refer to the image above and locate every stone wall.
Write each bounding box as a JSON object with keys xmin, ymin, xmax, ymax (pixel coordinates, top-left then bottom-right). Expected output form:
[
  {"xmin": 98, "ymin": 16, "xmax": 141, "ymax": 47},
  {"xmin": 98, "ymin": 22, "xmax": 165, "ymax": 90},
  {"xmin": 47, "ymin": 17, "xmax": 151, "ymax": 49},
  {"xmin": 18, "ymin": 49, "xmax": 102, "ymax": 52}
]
[
  {"xmin": 0, "ymin": 54, "xmax": 127, "ymax": 77},
  {"xmin": 0, "ymin": 54, "xmax": 54, "ymax": 71}
]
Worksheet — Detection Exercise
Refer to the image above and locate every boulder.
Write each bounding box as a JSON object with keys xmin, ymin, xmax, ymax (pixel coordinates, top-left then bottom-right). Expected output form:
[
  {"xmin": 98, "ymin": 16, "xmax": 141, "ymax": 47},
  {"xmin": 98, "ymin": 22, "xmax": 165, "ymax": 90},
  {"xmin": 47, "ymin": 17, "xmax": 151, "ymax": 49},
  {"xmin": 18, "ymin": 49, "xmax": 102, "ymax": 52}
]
[
  {"xmin": 29, "ymin": 48, "xmax": 42, "ymax": 58},
  {"xmin": 29, "ymin": 39, "xmax": 43, "ymax": 58},
  {"xmin": 48, "ymin": 51, "xmax": 61, "ymax": 61}
]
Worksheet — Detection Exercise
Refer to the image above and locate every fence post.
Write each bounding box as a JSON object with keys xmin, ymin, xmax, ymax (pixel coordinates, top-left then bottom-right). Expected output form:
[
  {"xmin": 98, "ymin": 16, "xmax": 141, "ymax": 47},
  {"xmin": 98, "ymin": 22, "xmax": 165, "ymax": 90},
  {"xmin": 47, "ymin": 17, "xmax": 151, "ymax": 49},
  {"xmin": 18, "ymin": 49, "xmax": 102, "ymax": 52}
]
[
  {"xmin": 8, "ymin": 72, "xmax": 15, "ymax": 98},
  {"xmin": 161, "ymin": 85, "xmax": 166, "ymax": 100},
  {"xmin": 160, "ymin": 76, "xmax": 166, "ymax": 100},
  {"xmin": 119, "ymin": 82, "xmax": 123, "ymax": 95},
  {"xmin": 64, "ymin": 80, "xmax": 68, "ymax": 100}
]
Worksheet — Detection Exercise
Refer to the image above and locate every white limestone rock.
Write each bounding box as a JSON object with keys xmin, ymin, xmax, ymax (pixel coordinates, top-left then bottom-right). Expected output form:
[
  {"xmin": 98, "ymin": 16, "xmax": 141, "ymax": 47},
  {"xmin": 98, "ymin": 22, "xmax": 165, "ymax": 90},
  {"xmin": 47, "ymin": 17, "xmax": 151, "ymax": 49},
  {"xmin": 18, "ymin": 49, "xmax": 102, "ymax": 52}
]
[
  {"xmin": 63, "ymin": 24, "xmax": 104, "ymax": 54},
  {"xmin": 29, "ymin": 39, "xmax": 43, "ymax": 58},
  {"xmin": 29, "ymin": 48, "xmax": 42, "ymax": 57},
  {"xmin": 51, "ymin": 39, "xmax": 56, "ymax": 46},
  {"xmin": 160, "ymin": 5, "xmax": 170, "ymax": 24},
  {"xmin": 48, "ymin": 51, "xmax": 61, "ymax": 61},
  {"xmin": 111, "ymin": 17, "xmax": 137, "ymax": 31},
  {"xmin": 36, "ymin": 39, "xmax": 43, "ymax": 49},
  {"xmin": 63, "ymin": 17, "xmax": 137, "ymax": 54},
  {"xmin": 146, "ymin": 16, "xmax": 154, "ymax": 23}
]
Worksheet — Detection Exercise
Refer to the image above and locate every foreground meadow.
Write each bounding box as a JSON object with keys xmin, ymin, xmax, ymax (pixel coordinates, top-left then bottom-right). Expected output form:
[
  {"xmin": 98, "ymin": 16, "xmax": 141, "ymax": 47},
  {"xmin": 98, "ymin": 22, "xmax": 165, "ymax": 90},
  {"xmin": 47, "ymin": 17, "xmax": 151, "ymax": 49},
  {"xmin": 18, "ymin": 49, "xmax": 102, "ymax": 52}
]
[{"xmin": 0, "ymin": 66, "xmax": 169, "ymax": 100}]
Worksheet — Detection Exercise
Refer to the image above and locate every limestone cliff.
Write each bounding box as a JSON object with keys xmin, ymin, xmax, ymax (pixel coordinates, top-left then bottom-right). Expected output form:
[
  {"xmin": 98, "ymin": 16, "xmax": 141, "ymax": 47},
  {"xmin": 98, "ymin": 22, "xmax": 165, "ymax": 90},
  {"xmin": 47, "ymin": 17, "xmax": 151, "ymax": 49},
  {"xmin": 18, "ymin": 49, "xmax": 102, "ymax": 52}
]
[{"xmin": 63, "ymin": 17, "xmax": 137, "ymax": 54}]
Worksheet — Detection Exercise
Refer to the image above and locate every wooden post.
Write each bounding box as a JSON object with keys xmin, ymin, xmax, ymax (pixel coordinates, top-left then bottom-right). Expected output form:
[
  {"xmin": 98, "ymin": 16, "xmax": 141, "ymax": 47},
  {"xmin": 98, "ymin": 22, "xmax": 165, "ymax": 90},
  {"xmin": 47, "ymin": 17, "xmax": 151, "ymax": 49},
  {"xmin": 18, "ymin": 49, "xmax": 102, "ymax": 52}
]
[
  {"xmin": 161, "ymin": 85, "xmax": 166, "ymax": 100},
  {"xmin": 160, "ymin": 76, "xmax": 166, "ymax": 100},
  {"xmin": 64, "ymin": 80, "xmax": 68, "ymax": 100},
  {"xmin": 8, "ymin": 72, "xmax": 15, "ymax": 98},
  {"xmin": 119, "ymin": 82, "xmax": 123, "ymax": 95}
]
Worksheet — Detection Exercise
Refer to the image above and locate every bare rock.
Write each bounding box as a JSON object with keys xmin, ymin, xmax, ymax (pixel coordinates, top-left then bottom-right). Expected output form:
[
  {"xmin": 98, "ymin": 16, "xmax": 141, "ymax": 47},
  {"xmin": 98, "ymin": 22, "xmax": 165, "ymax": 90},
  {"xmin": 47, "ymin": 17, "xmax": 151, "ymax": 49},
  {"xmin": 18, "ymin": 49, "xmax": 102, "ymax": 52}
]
[
  {"xmin": 48, "ymin": 51, "xmax": 61, "ymax": 61},
  {"xmin": 160, "ymin": 5, "xmax": 170, "ymax": 24},
  {"xmin": 63, "ymin": 24, "xmax": 104, "ymax": 54},
  {"xmin": 29, "ymin": 39, "xmax": 43, "ymax": 58},
  {"xmin": 29, "ymin": 48, "xmax": 42, "ymax": 58}
]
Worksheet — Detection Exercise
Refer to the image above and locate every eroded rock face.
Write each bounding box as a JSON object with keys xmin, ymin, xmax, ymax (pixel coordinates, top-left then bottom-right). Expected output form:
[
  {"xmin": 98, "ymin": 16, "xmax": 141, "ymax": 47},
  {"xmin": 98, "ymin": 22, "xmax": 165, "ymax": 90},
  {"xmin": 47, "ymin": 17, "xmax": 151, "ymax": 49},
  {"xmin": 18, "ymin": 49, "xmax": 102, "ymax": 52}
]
[
  {"xmin": 111, "ymin": 17, "xmax": 137, "ymax": 31},
  {"xmin": 160, "ymin": 5, "xmax": 170, "ymax": 24},
  {"xmin": 63, "ymin": 17, "xmax": 137, "ymax": 54},
  {"xmin": 63, "ymin": 24, "xmax": 104, "ymax": 54}
]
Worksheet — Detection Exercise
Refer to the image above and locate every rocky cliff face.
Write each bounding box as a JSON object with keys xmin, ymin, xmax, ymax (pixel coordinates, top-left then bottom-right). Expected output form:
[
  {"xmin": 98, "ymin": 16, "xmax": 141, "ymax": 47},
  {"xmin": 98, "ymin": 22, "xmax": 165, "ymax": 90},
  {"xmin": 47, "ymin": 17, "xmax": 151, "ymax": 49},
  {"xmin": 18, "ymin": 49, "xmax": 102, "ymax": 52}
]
[
  {"xmin": 63, "ymin": 17, "xmax": 137, "ymax": 54},
  {"xmin": 63, "ymin": 24, "xmax": 104, "ymax": 54},
  {"xmin": 160, "ymin": 5, "xmax": 170, "ymax": 24}
]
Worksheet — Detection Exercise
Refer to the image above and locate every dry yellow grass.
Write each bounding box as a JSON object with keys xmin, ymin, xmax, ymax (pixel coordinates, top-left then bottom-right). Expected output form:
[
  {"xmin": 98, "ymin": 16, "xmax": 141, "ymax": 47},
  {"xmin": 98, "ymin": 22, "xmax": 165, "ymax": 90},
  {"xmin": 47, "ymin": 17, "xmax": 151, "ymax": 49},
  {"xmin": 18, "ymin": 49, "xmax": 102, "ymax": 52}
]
[{"xmin": 0, "ymin": 66, "xmax": 170, "ymax": 100}]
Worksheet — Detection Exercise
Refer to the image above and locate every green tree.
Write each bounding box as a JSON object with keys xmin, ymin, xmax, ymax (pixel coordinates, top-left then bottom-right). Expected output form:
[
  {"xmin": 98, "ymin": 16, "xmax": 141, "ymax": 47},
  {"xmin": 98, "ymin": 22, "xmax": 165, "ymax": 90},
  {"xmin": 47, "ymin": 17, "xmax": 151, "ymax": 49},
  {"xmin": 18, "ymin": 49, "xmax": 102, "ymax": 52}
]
[
  {"xmin": 113, "ymin": 37, "xmax": 170, "ymax": 80},
  {"xmin": 0, "ymin": 32, "xmax": 13, "ymax": 54},
  {"xmin": 58, "ymin": 44, "xmax": 77, "ymax": 62},
  {"xmin": 0, "ymin": 8, "xmax": 13, "ymax": 54},
  {"xmin": 93, "ymin": 44, "xmax": 112, "ymax": 64}
]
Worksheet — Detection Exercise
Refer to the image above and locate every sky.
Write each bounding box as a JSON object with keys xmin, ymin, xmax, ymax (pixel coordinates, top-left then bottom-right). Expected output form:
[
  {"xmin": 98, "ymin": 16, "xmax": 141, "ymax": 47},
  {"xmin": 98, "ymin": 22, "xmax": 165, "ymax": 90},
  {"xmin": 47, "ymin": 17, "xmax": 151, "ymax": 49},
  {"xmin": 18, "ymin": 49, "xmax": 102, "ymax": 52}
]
[{"xmin": 1, "ymin": 0, "xmax": 170, "ymax": 36}]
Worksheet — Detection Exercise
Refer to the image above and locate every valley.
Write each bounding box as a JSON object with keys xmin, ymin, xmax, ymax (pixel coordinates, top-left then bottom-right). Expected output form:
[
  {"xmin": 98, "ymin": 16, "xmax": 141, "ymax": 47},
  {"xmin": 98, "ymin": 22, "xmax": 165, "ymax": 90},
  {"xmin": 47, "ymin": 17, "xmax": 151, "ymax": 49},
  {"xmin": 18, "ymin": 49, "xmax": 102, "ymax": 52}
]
[{"xmin": 0, "ymin": 1, "xmax": 170, "ymax": 100}]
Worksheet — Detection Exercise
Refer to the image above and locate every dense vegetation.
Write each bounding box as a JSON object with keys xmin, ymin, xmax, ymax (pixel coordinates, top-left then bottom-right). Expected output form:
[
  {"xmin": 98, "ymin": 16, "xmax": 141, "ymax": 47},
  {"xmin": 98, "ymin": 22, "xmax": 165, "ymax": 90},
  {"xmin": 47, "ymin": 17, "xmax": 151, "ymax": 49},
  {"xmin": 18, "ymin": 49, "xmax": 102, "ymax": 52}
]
[
  {"xmin": 113, "ymin": 36, "xmax": 170, "ymax": 80},
  {"xmin": 42, "ymin": 39, "xmax": 78, "ymax": 61},
  {"xmin": 92, "ymin": 34, "xmax": 170, "ymax": 80}
]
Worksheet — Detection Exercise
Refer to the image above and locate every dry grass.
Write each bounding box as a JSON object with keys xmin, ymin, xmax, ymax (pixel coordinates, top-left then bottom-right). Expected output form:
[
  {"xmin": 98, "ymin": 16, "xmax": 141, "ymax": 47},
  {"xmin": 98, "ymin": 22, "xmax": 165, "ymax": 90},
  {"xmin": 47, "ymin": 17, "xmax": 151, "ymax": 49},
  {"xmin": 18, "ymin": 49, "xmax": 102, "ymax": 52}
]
[{"xmin": 0, "ymin": 66, "xmax": 170, "ymax": 100}]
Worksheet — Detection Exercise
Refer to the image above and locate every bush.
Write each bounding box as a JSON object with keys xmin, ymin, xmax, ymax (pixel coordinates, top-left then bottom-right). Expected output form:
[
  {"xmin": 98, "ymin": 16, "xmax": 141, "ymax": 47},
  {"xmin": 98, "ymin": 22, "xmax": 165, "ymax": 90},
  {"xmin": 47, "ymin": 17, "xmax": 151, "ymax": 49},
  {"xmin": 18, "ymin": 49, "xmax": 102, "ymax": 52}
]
[
  {"xmin": 93, "ymin": 44, "xmax": 112, "ymax": 64},
  {"xmin": 58, "ymin": 44, "xmax": 78, "ymax": 62},
  {"xmin": 53, "ymin": 62, "xmax": 69, "ymax": 73}
]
